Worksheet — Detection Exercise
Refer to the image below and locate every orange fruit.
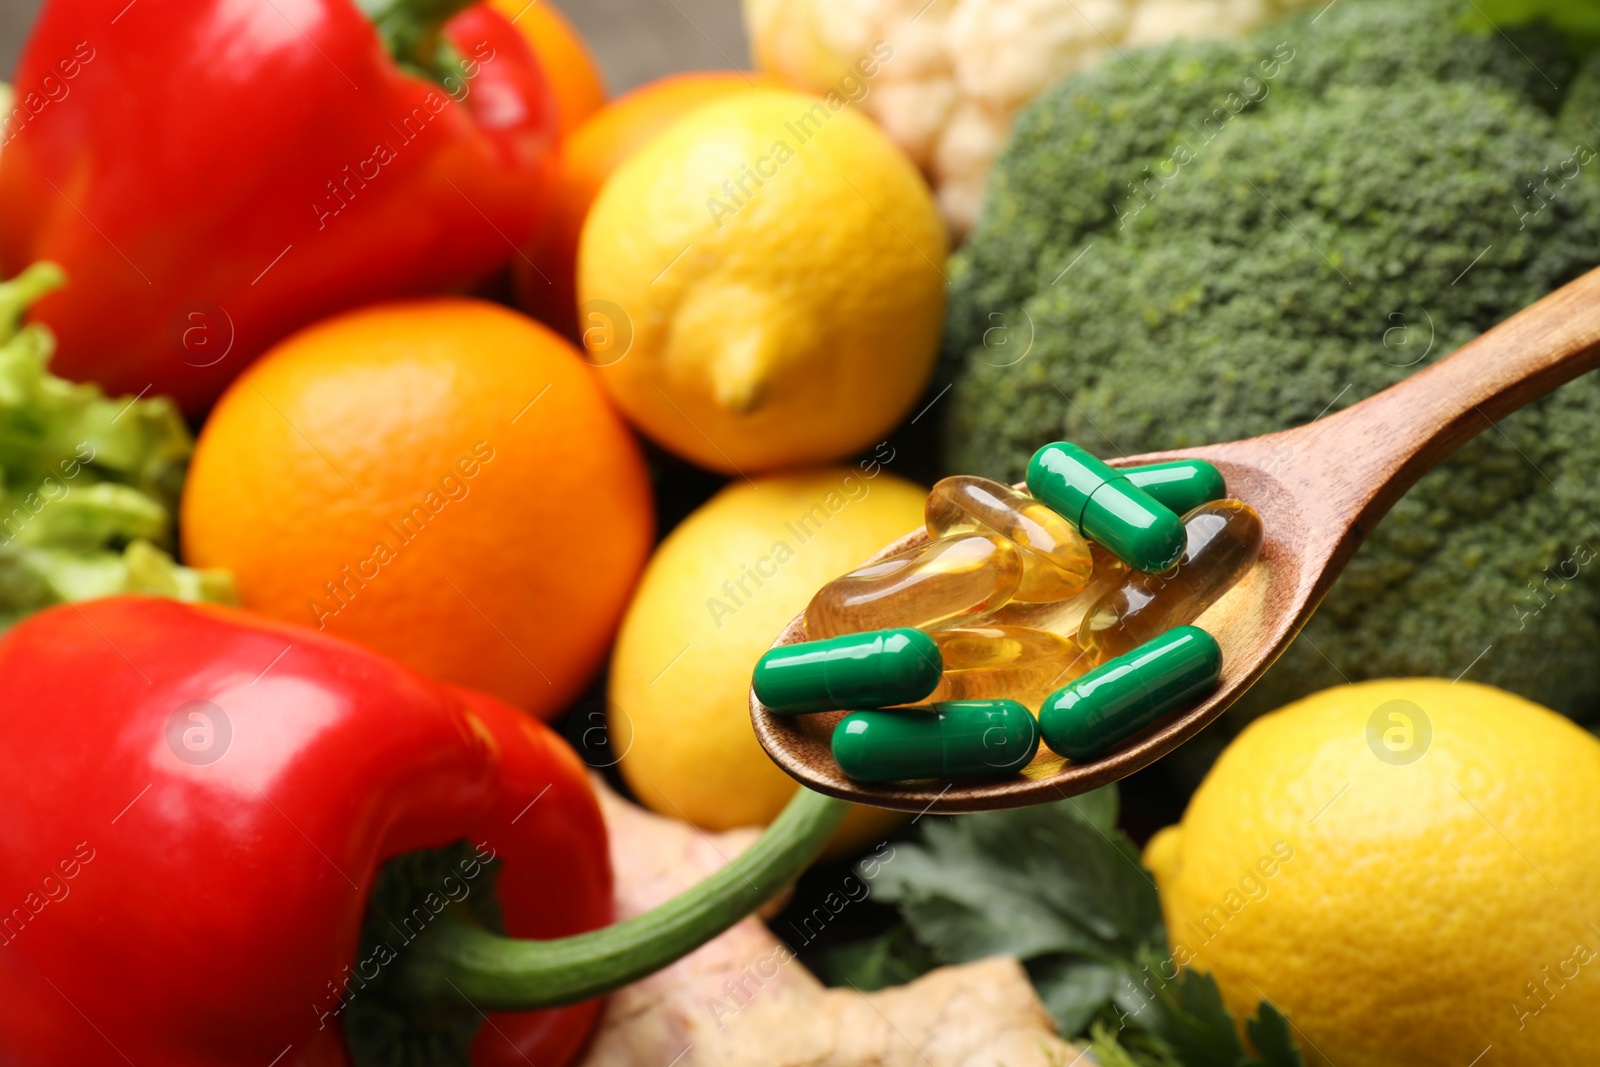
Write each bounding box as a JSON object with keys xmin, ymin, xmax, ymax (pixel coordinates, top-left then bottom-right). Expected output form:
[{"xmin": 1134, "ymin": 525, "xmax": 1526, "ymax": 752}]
[
  {"xmin": 514, "ymin": 71, "xmax": 777, "ymax": 338},
  {"xmin": 181, "ymin": 298, "xmax": 653, "ymax": 719},
  {"xmin": 490, "ymin": 0, "xmax": 607, "ymax": 138}
]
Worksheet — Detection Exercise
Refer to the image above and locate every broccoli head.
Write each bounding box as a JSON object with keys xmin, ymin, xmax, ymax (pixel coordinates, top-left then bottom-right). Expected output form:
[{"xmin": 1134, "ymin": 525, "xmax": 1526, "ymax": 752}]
[{"xmin": 942, "ymin": 0, "xmax": 1600, "ymax": 747}]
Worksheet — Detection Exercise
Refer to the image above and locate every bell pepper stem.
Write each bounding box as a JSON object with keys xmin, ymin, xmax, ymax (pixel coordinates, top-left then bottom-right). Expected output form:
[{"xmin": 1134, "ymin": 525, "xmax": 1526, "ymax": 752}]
[
  {"xmin": 360, "ymin": 0, "xmax": 477, "ymax": 80},
  {"xmin": 393, "ymin": 788, "xmax": 851, "ymax": 1010}
]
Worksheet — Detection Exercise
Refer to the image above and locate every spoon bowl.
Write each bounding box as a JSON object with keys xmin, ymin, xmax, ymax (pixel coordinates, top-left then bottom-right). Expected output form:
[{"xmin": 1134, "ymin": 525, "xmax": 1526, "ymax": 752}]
[{"xmin": 751, "ymin": 268, "xmax": 1600, "ymax": 813}]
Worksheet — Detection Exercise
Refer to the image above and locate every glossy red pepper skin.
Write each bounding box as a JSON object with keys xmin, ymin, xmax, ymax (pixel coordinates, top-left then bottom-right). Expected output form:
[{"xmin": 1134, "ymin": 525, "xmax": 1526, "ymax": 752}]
[
  {"xmin": 0, "ymin": 597, "xmax": 611, "ymax": 1067},
  {"xmin": 0, "ymin": 0, "xmax": 555, "ymax": 414}
]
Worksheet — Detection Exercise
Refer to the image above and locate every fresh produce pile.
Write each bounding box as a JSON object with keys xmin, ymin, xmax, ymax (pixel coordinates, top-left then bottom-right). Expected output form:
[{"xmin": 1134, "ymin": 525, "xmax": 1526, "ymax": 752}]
[{"xmin": 2, "ymin": 0, "xmax": 1599, "ymax": 1065}]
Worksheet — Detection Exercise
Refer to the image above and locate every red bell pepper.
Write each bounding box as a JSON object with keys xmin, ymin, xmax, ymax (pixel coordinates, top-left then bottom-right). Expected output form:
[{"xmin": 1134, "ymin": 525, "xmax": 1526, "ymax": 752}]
[
  {"xmin": 0, "ymin": 0, "xmax": 556, "ymax": 413},
  {"xmin": 0, "ymin": 597, "xmax": 846, "ymax": 1066}
]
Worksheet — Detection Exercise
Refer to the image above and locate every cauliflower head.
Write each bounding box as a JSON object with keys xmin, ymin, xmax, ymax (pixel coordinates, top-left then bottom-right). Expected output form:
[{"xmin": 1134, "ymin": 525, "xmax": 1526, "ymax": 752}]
[{"xmin": 743, "ymin": 0, "xmax": 1319, "ymax": 233}]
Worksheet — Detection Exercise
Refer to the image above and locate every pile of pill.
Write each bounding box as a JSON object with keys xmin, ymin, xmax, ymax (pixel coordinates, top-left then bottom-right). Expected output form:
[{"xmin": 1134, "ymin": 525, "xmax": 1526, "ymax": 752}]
[{"xmin": 752, "ymin": 442, "xmax": 1264, "ymax": 785}]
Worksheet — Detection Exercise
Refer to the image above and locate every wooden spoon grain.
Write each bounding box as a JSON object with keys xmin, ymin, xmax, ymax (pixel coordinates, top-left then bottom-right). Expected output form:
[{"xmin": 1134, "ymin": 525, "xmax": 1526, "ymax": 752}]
[{"xmin": 749, "ymin": 268, "xmax": 1600, "ymax": 813}]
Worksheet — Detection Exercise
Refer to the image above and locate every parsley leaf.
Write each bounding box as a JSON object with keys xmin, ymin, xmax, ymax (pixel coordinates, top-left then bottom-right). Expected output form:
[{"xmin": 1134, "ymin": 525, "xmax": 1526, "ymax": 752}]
[{"xmin": 831, "ymin": 787, "xmax": 1306, "ymax": 1067}]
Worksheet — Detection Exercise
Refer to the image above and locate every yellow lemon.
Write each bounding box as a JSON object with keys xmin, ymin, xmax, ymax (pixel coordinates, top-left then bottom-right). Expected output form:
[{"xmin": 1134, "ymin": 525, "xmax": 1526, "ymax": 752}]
[
  {"xmin": 577, "ymin": 88, "xmax": 946, "ymax": 474},
  {"xmin": 610, "ymin": 464, "xmax": 922, "ymax": 855},
  {"xmin": 1144, "ymin": 679, "xmax": 1600, "ymax": 1066}
]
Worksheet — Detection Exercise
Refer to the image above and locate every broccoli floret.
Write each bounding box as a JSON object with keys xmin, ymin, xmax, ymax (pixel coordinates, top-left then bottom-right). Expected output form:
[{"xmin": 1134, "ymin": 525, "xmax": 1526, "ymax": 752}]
[{"xmin": 943, "ymin": 0, "xmax": 1600, "ymax": 750}]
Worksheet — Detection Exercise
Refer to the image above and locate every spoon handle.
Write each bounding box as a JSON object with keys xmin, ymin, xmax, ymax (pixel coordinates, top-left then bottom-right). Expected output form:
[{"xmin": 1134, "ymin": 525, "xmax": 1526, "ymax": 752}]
[{"xmin": 1264, "ymin": 265, "xmax": 1600, "ymax": 530}]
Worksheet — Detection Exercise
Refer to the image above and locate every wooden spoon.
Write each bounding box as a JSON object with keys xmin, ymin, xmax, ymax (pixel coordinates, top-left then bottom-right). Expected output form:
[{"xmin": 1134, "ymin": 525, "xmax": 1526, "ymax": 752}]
[{"xmin": 750, "ymin": 269, "xmax": 1600, "ymax": 813}]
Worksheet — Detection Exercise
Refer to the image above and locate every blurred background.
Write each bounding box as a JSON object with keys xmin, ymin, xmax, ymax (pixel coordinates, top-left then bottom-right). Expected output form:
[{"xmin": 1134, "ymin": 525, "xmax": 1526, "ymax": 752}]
[
  {"xmin": 0, "ymin": 0, "xmax": 746, "ymax": 87},
  {"xmin": 0, "ymin": 3, "xmax": 35, "ymax": 76}
]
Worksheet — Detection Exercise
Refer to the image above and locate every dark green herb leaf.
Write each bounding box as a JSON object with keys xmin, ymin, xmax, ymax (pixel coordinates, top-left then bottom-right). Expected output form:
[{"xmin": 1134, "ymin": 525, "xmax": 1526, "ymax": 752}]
[
  {"xmin": 1089, "ymin": 1021, "xmax": 1182, "ymax": 1067},
  {"xmin": 1131, "ymin": 965, "xmax": 1248, "ymax": 1067},
  {"xmin": 863, "ymin": 789, "xmax": 1163, "ymax": 973},
  {"xmin": 1245, "ymin": 1003, "xmax": 1308, "ymax": 1067},
  {"xmin": 808, "ymin": 924, "xmax": 934, "ymax": 992},
  {"xmin": 1026, "ymin": 955, "xmax": 1122, "ymax": 1035},
  {"xmin": 838, "ymin": 786, "xmax": 1306, "ymax": 1067}
]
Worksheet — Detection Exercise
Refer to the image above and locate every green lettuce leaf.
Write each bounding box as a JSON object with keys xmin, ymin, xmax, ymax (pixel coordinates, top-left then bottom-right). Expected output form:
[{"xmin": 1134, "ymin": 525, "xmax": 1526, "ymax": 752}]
[{"xmin": 0, "ymin": 263, "xmax": 234, "ymax": 626}]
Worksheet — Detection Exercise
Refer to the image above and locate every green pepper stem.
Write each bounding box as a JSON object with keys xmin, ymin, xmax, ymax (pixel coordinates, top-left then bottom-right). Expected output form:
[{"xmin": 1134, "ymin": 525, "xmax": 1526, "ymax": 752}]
[
  {"xmin": 360, "ymin": 0, "xmax": 477, "ymax": 81},
  {"xmin": 392, "ymin": 788, "xmax": 850, "ymax": 1011}
]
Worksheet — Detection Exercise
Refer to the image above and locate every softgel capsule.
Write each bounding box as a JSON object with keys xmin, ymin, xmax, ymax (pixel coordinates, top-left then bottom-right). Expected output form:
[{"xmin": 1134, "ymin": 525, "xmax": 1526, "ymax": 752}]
[
  {"xmin": 804, "ymin": 534, "xmax": 1021, "ymax": 638},
  {"xmin": 924, "ymin": 476, "xmax": 1092, "ymax": 603},
  {"xmin": 1081, "ymin": 499, "xmax": 1262, "ymax": 661}
]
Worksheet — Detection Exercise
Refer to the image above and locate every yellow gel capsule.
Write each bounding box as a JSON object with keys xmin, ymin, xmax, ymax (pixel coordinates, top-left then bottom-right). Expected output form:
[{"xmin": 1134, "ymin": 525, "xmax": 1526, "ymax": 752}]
[
  {"xmin": 986, "ymin": 543, "xmax": 1128, "ymax": 637},
  {"xmin": 928, "ymin": 624, "xmax": 1098, "ymax": 710},
  {"xmin": 805, "ymin": 534, "xmax": 1022, "ymax": 639},
  {"xmin": 925, "ymin": 476, "xmax": 1093, "ymax": 603},
  {"xmin": 1079, "ymin": 499, "xmax": 1263, "ymax": 660}
]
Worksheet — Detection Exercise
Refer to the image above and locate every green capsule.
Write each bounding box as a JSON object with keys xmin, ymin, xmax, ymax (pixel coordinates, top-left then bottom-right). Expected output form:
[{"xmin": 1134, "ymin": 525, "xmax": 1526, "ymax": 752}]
[
  {"xmin": 1039, "ymin": 625, "xmax": 1222, "ymax": 761},
  {"xmin": 831, "ymin": 700, "xmax": 1040, "ymax": 782},
  {"xmin": 1124, "ymin": 460, "xmax": 1226, "ymax": 516},
  {"xmin": 1026, "ymin": 442, "xmax": 1187, "ymax": 573},
  {"xmin": 753, "ymin": 628, "xmax": 942, "ymax": 715}
]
